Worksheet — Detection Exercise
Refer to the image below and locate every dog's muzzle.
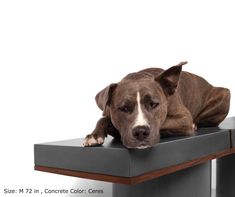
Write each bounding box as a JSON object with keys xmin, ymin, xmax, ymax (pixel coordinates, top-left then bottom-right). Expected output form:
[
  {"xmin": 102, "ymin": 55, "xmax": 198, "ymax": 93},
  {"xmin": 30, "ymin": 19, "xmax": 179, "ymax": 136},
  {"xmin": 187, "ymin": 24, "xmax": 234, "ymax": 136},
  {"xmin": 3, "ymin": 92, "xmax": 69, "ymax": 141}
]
[{"xmin": 132, "ymin": 126, "xmax": 150, "ymax": 141}]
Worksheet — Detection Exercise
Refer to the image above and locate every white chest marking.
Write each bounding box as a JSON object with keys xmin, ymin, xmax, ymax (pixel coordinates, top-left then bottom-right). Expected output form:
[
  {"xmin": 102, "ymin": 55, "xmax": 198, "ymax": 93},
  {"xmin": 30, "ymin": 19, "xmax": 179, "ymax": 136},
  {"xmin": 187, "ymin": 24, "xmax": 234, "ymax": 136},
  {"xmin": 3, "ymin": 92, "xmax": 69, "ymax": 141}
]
[{"xmin": 133, "ymin": 92, "xmax": 149, "ymax": 128}]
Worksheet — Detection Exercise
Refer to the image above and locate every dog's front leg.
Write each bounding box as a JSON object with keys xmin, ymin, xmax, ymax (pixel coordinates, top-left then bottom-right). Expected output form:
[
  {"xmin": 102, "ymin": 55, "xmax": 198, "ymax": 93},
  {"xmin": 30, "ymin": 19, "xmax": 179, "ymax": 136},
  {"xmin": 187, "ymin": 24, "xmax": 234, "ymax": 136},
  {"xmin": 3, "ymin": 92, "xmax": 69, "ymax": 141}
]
[
  {"xmin": 83, "ymin": 117, "xmax": 109, "ymax": 146},
  {"xmin": 83, "ymin": 117, "xmax": 119, "ymax": 146}
]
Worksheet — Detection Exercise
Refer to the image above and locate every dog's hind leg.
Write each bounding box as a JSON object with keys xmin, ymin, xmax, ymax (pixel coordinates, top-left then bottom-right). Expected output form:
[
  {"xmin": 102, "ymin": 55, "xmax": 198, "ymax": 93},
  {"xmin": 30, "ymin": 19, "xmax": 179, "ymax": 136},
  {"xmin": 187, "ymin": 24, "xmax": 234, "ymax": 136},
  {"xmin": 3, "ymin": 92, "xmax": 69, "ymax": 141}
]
[
  {"xmin": 195, "ymin": 87, "xmax": 230, "ymax": 127},
  {"xmin": 160, "ymin": 107, "xmax": 194, "ymax": 137},
  {"xmin": 83, "ymin": 117, "xmax": 120, "ymax": 147}
]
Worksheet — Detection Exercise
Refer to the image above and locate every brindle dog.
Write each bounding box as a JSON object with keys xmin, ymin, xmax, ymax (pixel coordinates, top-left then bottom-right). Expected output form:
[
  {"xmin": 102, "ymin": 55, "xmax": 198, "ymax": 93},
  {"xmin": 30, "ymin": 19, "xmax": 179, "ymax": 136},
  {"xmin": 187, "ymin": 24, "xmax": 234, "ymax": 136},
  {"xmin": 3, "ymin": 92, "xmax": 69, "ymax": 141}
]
[{"xmin": 84, "ymin": 62, "xmax": 230, "ymax": 149}]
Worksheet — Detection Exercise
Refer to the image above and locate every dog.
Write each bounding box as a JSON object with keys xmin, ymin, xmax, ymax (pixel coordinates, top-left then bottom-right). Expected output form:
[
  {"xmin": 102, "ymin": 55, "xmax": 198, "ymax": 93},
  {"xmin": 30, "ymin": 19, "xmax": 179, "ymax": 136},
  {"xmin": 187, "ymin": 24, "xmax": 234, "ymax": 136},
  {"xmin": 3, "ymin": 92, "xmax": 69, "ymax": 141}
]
[{"xmin": 83, "ymin": 62, "xmax": 230, "ymax": 149}]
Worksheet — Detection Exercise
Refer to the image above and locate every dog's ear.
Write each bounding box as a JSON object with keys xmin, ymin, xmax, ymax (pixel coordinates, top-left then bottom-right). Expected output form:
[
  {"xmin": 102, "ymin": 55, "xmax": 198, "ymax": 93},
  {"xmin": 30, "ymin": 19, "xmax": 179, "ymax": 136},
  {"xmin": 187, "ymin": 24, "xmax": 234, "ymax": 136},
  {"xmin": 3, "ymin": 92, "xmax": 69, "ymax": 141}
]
[
  {"xmin": 95, "ymin": 83, "xmax": 118, "ymax": 116},
  {"xmin": 155, "ymin": 61, "xmax": 187, "ymax": 96}
]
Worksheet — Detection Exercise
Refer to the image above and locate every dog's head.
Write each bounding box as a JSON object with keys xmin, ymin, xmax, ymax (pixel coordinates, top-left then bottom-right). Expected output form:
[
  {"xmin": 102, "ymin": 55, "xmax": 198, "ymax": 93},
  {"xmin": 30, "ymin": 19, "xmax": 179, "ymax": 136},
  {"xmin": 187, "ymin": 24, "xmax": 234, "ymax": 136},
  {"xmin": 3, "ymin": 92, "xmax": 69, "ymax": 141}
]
[{"xmin": 96, "ymin": 62, "xmax": 186, "ymax": 148}]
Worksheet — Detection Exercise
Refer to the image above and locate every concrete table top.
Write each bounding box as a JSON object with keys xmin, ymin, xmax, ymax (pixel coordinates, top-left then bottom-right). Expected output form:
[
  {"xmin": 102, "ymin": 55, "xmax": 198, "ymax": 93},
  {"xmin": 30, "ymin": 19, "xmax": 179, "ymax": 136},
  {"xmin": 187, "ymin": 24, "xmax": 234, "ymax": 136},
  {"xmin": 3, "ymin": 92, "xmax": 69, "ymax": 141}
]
[
  {"xmin": 219, "ymin": 117, "xmax": 235, "ymax": 147},
  {"xmin": 34, "ymin": 118, "xmax": 235, "ymax": 184}
]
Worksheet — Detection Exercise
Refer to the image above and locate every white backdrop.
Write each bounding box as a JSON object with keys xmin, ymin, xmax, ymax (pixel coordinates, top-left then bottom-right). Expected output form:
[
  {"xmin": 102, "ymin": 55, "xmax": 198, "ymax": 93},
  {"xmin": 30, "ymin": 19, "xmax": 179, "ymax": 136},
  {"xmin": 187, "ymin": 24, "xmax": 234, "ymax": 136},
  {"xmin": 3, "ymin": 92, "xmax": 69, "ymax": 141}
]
[{"xmin": 0, "ymin": 1, "xmax": 234, "ymax": 197}]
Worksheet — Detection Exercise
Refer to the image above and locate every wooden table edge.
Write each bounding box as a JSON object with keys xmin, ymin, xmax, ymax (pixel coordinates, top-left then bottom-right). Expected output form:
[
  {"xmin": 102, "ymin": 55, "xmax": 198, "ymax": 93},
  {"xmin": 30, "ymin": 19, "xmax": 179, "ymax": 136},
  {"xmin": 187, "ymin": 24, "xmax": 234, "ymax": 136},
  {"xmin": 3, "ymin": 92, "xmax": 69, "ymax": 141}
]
[{"xmin": 35, "ymin": 147, "xmax": 235, "ymax": 185}]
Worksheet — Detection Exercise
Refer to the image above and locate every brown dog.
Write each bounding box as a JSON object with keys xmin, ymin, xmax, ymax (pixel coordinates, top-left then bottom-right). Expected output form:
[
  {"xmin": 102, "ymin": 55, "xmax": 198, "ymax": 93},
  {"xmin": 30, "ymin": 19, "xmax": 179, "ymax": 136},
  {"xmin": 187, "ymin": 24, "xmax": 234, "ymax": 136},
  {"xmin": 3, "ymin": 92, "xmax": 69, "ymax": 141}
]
[{"xmin": 83, "ymin": 62, "xmax": 230, "ymax": 149}]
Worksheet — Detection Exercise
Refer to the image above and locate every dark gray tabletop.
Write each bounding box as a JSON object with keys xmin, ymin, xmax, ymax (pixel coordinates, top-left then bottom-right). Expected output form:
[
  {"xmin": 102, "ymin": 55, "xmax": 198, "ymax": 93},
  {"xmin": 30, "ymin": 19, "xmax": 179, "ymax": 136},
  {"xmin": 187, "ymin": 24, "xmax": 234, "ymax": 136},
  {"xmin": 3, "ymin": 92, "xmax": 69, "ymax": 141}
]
[
  {"xmin": 34, "ymin": 119, "xmax": 233, "ymax": 178},
  {"xmin": 219, "ymin": 117, "xmax": 235, "ymax": 147}
]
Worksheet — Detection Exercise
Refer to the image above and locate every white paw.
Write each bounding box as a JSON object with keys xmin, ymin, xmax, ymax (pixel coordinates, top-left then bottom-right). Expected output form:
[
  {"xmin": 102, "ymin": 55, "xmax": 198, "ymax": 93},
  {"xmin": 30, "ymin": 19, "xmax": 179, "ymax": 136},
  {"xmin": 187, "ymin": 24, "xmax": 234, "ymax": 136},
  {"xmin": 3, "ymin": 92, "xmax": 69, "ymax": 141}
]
[{"xmin": 83, "ymin": 135, "xmax": 104, "ymax": 147}]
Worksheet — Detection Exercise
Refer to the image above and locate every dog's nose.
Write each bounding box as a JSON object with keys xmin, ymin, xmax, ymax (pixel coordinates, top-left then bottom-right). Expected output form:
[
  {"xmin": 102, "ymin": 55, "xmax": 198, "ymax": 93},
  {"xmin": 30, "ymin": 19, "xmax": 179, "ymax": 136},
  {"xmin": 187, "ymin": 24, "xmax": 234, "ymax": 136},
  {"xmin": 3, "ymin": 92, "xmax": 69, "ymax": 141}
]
[{"xmin": 132, "ymin": 126, "xmax": 150, "ymax": 141}]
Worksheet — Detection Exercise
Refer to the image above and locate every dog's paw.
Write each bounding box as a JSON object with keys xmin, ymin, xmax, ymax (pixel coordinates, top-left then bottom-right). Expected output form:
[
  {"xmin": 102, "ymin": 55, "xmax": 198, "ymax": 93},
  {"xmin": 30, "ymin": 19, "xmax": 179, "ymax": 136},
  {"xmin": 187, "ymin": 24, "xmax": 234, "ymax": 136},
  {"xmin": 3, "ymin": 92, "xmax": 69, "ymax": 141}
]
[
  {"xmin": 193, "ymin": 123, "xmax": 197, "ymax": 131},
  {"xmin": 83, "ymin": 134, "xmax": 104, "ymax": 147}
]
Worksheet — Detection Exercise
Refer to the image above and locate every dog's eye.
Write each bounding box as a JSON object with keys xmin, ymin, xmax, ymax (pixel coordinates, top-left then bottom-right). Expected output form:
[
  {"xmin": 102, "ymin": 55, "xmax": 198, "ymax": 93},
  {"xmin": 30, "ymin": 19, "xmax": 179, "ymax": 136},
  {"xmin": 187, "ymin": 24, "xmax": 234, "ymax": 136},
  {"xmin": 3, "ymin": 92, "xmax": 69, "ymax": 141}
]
[
  {"xmin": 144, "ymin": 95, "xmax": 159, "ymax": 110},
  {"xmin": 118, "ymin": 105, "xmax": 132, "ymax": 113},
  {"xmin": 149, "ymin": 101, "xmax": 159, "ymax": 109}
]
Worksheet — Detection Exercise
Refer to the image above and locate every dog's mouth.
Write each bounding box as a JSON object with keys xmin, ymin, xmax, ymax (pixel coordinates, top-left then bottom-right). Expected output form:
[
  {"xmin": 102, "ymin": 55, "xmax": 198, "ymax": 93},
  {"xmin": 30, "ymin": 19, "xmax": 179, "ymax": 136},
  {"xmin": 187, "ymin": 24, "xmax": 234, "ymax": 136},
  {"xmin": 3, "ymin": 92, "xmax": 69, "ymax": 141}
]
[
  {"xmin": 121, "ymin": 135, "xmax": 160, "ymax": 149},
  {"xmin": 120, "ymin": 130, "xmax": 160, "ymax": 149},
  {"xmin": 136, "ymin": 145, "xmax": 151, "ymax": 149},
  {"xmin": 122, "ymin": 140, "xmax": 153, "ymax": 149},
  {"xmin": 125, "ymin": 144, "xmax": 152, "ymax": 149}
]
